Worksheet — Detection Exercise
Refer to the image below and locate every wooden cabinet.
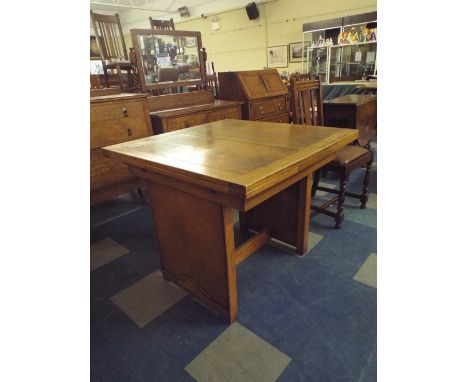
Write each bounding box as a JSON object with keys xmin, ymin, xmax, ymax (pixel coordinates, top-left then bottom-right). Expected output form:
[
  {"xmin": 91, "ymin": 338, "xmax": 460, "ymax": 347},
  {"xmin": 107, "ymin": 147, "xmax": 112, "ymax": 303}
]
[
  {"xmin": 218, "ymin": 69, "xmax": 290, "ymax": 122},
  {"xmin": 148, "ymin": 90, "xmax": 243, "ymax": 134},
  {"xmin": 90, "ymin": 93, "xmax": 153, "ymax": 204},
  {"xmin": 323, "ymin": 94, "xmax": 376, "ymax": 146}
]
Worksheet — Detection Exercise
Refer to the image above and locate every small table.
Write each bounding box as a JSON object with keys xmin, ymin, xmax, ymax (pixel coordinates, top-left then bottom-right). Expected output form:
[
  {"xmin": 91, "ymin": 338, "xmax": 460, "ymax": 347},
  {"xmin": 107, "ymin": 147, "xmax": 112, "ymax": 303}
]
[
  {"xmin": 103, "ymin": 119, "xmax": 357, "ymax": 322},
  {"xmin": 324, "ymin": 94, "xmax": 377, "ymax": 146}
]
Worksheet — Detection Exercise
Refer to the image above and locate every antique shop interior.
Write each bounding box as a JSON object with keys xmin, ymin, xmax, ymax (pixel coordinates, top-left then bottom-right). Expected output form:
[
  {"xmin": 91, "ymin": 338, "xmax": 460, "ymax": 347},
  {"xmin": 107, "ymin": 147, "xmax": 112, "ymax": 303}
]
[{"xmin": 90, "ymin": 0, "xmax": 377, "ymax": 380}]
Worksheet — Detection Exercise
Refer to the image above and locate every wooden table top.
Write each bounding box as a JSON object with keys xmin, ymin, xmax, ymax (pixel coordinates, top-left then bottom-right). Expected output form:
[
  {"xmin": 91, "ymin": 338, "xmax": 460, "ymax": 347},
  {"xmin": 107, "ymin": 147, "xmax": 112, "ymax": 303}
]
[
  {"xmin": 324, "ymin": 94, "xmax": 376, "ymax": 105},
  {"xmin": 103, "ymin": 119, "xmax": 357, "ymax": 198}
]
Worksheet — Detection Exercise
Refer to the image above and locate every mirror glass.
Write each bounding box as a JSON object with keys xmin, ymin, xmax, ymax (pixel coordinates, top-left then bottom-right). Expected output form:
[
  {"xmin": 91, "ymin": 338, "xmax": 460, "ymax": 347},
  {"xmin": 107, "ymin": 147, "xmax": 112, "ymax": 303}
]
[{"xmin": 136, "ymin": 33, "xmax": 201, "ymax": 85}]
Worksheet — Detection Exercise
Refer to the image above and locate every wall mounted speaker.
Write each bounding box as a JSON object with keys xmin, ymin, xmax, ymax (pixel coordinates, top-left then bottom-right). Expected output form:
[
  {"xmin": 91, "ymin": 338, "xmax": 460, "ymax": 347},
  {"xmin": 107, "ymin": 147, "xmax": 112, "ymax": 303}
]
[
  {"xmin": 246, "ymin": 2, "xmax": 259, "ymax": 20},
  {"xmin": 178, "ymin": 6, "xmax": 190, "ymax": 18}
]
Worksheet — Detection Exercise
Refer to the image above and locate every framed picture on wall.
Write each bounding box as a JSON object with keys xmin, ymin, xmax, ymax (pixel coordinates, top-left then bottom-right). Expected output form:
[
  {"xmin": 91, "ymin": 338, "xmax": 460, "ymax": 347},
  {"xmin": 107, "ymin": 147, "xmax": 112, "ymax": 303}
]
[
  {"xmin": 289, "ymin": 41, "xmax": 310, "ymax": 63},
  {"xmin": 267, "ymin": 45, "xmax": 288, "ymax": 68},
  {"xmin": 90, "ymin": 36, "xmax": 101, "ymax": 59},
  {"xmin": 184, "ymin": 37, "xmax": 197, "ymax": 48}
]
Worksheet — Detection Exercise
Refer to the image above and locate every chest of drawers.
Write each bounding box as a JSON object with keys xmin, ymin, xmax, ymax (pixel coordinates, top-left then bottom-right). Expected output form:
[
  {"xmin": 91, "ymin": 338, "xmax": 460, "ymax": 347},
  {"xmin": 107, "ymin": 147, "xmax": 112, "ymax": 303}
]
[
  {"xmin": 218, "ymin": 69, "xmax": 289, "ymax": 123},
  {"xmin": 90, "ymin": 93, "xmax": 152, "ymax": 204}
]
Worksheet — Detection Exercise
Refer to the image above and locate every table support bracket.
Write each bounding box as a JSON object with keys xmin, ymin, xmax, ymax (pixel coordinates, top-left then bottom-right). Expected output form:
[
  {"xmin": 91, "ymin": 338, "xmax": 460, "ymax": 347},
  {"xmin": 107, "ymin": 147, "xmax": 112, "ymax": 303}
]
[{"xmin": 234, "ymin": 228, "xmax": 270, "ymax": 265}]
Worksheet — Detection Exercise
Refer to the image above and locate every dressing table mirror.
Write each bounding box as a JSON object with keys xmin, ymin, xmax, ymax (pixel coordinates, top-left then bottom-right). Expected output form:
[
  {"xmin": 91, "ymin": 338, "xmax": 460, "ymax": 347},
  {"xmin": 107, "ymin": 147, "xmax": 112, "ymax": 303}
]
[{"xmin": 130, "ymin": 29, "xmax": 206, "ymax": 94}]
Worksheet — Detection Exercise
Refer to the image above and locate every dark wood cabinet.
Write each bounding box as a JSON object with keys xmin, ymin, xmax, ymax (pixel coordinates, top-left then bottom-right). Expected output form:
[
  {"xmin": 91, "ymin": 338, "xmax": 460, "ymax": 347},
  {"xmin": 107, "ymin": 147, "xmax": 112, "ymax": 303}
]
[
  {"xmin": 323, "ymin": 94, "xmax": 376, "ymax": 146},
  {"xmin": 218, "ymin": 69, "xmax": 289, "ymax": 122},
  {"xmin": 90, "ymin": 93, "xmax": 153, "ymax": 204}
]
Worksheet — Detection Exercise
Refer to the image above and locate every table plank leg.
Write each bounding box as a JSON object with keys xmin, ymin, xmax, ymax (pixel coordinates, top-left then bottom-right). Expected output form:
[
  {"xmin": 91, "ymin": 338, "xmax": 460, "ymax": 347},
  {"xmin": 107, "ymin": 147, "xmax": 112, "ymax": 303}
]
[
  {"xmin": 241, "ymin": 175, "xmax": 312, "ymax": 255},
  {"xmin": 147, "ymin": 181, "xmax": 238, "ymax": 323}
]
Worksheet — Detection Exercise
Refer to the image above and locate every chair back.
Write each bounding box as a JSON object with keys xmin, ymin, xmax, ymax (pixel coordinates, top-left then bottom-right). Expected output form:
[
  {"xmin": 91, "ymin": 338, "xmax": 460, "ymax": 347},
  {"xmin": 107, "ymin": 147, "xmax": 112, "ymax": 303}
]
[
  {"xmin": 90, "ymin": 11, "xmax": 128, "ymax": 62},
  {"xmin": 289, "ymin": 72, "xmax": 312, "ymax": 82},
  {"xmin": 149, "ymin": 17, "xmax": 175, "ymax": 30},
  {"xmin": 290, "ymin": 77, "xmax": 324, "ymax": 126}
]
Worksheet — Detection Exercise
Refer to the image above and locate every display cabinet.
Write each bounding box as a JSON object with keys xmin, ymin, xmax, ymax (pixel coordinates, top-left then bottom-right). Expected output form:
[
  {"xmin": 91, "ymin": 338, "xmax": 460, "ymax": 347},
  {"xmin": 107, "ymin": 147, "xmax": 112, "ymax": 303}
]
[
  {"xmin": 304, "ymin": 41, "xmax": 377, "ymax": 84},
  {"xmin": 329, "ymin": 41, "xmax": 377, "ymax": 83},
  {"xmin": 130, "ymin": 29, "xmax": 206, "ymax": 93},
  {"xmin": 301, "ymin": 11, "xmax": 377, "ymax": 76}
]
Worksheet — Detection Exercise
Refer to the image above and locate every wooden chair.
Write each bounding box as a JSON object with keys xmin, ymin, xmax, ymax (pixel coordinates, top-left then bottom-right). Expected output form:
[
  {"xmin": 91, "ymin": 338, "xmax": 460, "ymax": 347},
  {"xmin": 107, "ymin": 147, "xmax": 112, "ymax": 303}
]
[
  {"xmin": 90, "ymin": 11, "xmax": 137, "ymax": 91},
  {"xmin": 290, "ymin": 77, "xmax": 374, "ymax": 228},
  {"xmin": 289, "ymin": 72, "xmax": 312, "ymax": 82},
  {"xmin": 149, "ymin": 17, "xmax": 175, "ymax": 30},
  {"xmin": 206, "ymin": 62, "xmax": 219, "ymax": 98}
]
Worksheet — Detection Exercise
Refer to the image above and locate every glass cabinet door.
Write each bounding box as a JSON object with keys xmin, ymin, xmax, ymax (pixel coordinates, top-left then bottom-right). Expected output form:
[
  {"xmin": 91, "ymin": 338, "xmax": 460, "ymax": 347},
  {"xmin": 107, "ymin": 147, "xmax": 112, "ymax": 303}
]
[
  {"xmin": 329, "ymin": 41, "xmax": 377, "ymax": 83},
  {"xmin": 306, "ymin": 46, "xmax": 329, "ymax": 82}
]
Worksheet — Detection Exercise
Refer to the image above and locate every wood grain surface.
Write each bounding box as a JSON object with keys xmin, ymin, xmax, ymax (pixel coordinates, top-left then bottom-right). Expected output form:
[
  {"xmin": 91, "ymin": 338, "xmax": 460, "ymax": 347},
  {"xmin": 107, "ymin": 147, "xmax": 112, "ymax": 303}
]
[{"xmin": 103, "ymin": 119, "xmax": 357, "ymax": 200}]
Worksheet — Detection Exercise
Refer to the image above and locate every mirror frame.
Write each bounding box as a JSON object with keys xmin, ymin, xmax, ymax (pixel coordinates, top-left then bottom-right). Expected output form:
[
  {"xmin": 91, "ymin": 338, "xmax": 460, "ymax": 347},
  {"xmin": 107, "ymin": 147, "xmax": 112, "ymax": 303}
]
[{"xmin": 130, "ymin": 28, "xmax": 206, "ymax": 93}]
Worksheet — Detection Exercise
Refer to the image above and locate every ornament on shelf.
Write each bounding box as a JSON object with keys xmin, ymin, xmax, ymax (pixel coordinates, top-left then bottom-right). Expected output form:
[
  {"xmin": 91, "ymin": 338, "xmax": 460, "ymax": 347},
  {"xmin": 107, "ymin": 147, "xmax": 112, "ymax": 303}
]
[
  {"xmin": 369, "ymin": 29, "xmax": 376, "ymax": 41},
  {"xmin": 318, "ymin": 35, "xmax": 323, "ymax": 46},
  {"xmin": 338, "ymin": 31, "xmax": 345, "ymax": 45},
  {"xmin": 360, "ymin": 26, "xmax": 369, "ymax": 42},
  {"xmin": 350, "ymin": 27, "xmax": 359, "ymax": 43}
]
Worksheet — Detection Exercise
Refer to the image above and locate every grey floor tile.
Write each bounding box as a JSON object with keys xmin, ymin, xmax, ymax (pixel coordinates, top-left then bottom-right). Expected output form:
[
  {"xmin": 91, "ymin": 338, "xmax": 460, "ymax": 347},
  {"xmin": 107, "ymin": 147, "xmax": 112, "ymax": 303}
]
[
  {"xmin": 185, "ymin": 322, "xmax": 291, "ymax": 382},
  {"xmin": 268, "ymin": 231, "xmax": 323, "ymax": 256},
  {"xmin": 353, "ymin": 253, "xmax": 377, "ymax": 288},
  {"xmin": 90, "ymin": 237, "xmax": 130, "ymax": 271},
  {"xmin": 111, "ymin": 271, "xmax": 187, "ymax": 328},
  {"xmin": 366, "ymin": 193, "xmax": 377, "ymax": 209}
]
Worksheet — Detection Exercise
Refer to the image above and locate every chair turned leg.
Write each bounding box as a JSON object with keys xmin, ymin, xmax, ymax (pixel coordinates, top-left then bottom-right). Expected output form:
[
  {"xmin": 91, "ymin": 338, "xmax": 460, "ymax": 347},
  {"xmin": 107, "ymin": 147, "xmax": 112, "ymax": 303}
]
[
  {"xmin": 137, "ymin": 188, "xmax": 144, "ymax": 199},
  {"xmin": 360, "ymin": 160, "xmax": 373, "ymax": 209},
  {"xmin": 335, "ymin": 173, "xmax": 348, "ymax": 229},
  {"xmin": 311, "ymin": 169, "xmax": 321, "ymax": 197}
]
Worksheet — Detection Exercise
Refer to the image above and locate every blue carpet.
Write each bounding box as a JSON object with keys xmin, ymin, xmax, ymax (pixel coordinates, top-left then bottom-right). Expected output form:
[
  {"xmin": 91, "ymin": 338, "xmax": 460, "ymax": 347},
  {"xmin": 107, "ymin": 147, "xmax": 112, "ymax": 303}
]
[{"xmin": 91, "ymin": 145, "xmax": 377, "ymax": 381}]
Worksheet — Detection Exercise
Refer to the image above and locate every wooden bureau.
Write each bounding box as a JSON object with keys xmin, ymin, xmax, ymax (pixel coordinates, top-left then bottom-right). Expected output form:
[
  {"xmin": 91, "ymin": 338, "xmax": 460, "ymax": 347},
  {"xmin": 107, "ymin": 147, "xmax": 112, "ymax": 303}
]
[
  {"xmin": 90, "ymin": 93, "xmax": 153, "ymax": 204},
  {"xmin": 217, "ymin": 69, "xmax": 290, "ymax": 123},
  {"xmin": 148, "ymin": 90, "xmax": 243, "ymax": 134}
]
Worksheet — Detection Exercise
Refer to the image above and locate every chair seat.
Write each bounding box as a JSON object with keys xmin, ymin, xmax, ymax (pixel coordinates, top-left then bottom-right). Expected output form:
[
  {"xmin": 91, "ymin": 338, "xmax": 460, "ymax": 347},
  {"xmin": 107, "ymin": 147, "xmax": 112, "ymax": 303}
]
[{"xmin": 331, "ymin": 145, "xmax": 372, "ymax": 166}]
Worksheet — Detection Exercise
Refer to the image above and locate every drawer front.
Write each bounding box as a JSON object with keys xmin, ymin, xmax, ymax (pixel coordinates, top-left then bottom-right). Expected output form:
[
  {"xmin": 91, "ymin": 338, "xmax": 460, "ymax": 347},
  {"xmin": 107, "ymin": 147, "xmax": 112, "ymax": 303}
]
[
  {"xmin": 258, "ymin": 112, "xmax": 290, "ymax": 124},
  {"xmin": 206, "ymin": 107, "xmax": 242, "ymax": 122},
  {"xmin": 91, "ymin": 99, "xmax": 150, "ymax": 149},
  {"xmin": 90, "ymin": 149, "xmax": 133, "ymax": 190},
  {"xmin": 164, "ymin": 113, "xmax": 208, "ymax": 132},
  {"xmin": 251, "ymin": 97, "xmax": 287, "ymax": 119}
]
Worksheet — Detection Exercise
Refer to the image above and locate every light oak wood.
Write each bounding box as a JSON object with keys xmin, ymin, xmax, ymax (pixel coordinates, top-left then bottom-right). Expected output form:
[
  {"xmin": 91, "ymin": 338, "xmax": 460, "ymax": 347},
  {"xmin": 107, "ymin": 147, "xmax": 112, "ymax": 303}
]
[
  {"xmin": 90, "ymin": 93, "xmax": 152, "ymax": 204},
  {"xmin": 103, "ymin": 119, "xmax": 357, "ymax": 321}
]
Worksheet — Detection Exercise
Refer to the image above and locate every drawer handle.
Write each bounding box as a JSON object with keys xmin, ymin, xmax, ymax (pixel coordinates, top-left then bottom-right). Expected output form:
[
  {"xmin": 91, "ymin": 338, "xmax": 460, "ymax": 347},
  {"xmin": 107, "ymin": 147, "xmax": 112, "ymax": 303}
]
[
  {"xmin": 122, "ymin": 108, "xmax": 128, "ymax": 117},
  {"xmin": 278, "ymin": 103, "xmax": 282, "ymax": 110},
  {"xmin": 127, "ymin": 128, "xmax": 133, "ymax": 136}
]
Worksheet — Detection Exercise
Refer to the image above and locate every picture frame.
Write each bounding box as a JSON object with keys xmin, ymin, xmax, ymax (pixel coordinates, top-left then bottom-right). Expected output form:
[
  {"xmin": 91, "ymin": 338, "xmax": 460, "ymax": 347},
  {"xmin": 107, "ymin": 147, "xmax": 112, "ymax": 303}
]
[
  {"xmin": 267, "ymin": 45, "xmax": 288, "ymax": 68},
  {"xmin": 90, "ymin": 35, "xmax": 101, "ymax": 59},
  {"xmin": 289, "ymin": 41, "xmax": 311, "ymax": 63}
]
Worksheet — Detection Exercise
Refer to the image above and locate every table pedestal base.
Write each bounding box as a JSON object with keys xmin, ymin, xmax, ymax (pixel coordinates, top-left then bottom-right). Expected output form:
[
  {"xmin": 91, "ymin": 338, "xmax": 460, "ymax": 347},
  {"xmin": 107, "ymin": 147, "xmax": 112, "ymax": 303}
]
[{"xmin": 146, "ymin": 174, "xmax": 312, "ymax": 323}]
